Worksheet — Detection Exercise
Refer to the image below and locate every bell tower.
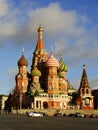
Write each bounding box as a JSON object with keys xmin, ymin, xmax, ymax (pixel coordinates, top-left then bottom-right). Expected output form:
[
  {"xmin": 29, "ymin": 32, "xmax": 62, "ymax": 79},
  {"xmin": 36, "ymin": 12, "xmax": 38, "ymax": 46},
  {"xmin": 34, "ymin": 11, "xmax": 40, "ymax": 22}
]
[{"xmin": 79, "ymin": 65, "xmax": 94, "ymax": 109}]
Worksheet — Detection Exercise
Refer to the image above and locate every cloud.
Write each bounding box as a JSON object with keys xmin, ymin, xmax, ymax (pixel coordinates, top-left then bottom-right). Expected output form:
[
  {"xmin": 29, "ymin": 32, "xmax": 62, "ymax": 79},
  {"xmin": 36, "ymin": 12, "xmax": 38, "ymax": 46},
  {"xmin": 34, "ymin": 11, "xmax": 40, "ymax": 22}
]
[
  {"xmin": 28, "ymin": 3, "xmax": 85, "ymax": 38},
  {"xmin": 0, "ymin": 2, "xmax": 86, "ymax": 46},
  {"xmin": 90, "ymin": 77, "xmax": 98, "ymax": 90}
]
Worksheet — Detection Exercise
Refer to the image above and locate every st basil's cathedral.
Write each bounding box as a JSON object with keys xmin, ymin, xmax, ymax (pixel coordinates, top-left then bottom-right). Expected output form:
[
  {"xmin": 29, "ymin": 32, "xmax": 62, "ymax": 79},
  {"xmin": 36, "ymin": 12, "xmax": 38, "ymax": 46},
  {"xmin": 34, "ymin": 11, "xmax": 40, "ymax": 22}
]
[{"xmin": 6, "ymin": 26, "xmax": 94, "ymax": 110}]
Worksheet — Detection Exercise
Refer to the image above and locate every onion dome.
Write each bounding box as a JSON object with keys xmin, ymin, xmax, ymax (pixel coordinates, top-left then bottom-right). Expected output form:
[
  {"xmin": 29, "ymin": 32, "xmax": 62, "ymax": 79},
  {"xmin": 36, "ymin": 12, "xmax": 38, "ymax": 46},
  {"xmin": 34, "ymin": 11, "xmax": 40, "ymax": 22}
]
[
  {"xmin": 31, "ymin": 67, "xmax": 41, "ymax": 77},
  {"xmin": 18, "ymin": 54, "xmax": 28, "ymax": 66},
  {"xmin": 46, "ymin": 51, "xmax": 59, "ymax": 67},
  {"xmin": 59, "ymin": 57, "xmax": 68, "ymax": 72}
]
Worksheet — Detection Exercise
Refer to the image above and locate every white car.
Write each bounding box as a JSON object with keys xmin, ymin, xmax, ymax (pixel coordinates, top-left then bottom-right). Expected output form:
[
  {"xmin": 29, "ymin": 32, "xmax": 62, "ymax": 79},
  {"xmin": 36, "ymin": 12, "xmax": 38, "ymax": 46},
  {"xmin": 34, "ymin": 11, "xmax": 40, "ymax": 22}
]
[{"xmin": 28, "ymin": 112, "xmax": 43, "ymax": 117}]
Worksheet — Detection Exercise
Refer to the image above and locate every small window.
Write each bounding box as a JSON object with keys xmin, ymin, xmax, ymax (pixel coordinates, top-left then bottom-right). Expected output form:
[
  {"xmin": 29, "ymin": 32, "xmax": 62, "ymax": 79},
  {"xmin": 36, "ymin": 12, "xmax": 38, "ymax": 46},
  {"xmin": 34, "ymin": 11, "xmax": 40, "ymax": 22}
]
[
  {"xmin": 86, "ymin": 89, "xmax": 89, "ymax": 94},
  {"xmin": 82, "ymin": 89, "xmax": 84, "ymax": 94}
]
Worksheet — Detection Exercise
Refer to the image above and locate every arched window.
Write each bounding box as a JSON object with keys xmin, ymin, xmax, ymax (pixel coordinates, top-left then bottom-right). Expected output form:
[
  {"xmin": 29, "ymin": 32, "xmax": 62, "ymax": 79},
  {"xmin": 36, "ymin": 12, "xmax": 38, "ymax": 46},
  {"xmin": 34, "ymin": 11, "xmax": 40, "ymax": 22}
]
[
  {"xmin": 82, "ymin": 89, "xmax": 84, "ymax": 94},
  {"xmin": 86, "ymin": 89, "xmax": 89, "ymax": 94}
]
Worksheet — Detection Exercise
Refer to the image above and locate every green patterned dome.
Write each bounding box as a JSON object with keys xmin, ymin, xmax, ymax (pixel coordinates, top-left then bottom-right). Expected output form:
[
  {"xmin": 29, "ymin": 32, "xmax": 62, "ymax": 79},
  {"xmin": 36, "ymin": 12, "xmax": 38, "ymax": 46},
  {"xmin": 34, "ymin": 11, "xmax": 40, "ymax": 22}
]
[
  {"xmin": 59, "ymin": 57, "xmax": 68, "ymax": 72},
  {"xmin": 31, "ymin": 68, "xmax": 41, "ymax": 77}
]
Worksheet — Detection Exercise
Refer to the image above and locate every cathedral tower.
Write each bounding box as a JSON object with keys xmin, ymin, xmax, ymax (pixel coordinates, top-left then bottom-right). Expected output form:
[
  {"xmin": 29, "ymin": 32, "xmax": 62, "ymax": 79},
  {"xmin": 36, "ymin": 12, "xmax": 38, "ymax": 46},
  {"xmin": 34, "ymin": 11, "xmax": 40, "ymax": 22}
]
[
  {"xmin": 31, "ymin": 26, "xmax": 48, "ymax": 90},
  {"xmin": 78, "ymin": 65, "xmax": 94, "ymax": 109},
  {"xmin": 30, "ymin": 67, "xmax": 43, "ymax": 94},
  {"xmin": 46, "ymin": 51, "xmax": 59, "ymax": 108},
  {"xmin": 15, "ymin": 50, "xmax": 28, "ymax": 94},
  {"xmin": 58, "ymin": 56, "xmax": 68, "ymax": 95}
]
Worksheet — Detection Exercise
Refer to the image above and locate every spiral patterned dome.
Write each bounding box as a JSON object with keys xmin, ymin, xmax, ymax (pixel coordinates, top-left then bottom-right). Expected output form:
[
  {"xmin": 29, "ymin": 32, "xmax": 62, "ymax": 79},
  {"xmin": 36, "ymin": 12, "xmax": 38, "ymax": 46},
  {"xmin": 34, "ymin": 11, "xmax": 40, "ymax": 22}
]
[
  {"xmin": 31, "ymin": 67, "xmax": 41, "ymax": 77},
  {"xmin": 46, "ymin": 51, "xmax": 59, "ymax": 67},
  {"xmin": 59, "ymin": 57, "xmax": 68, "ymax": 72},
  {"xmin": 18, "ymin": 54, "xmax": 28, "ymax": 66}
]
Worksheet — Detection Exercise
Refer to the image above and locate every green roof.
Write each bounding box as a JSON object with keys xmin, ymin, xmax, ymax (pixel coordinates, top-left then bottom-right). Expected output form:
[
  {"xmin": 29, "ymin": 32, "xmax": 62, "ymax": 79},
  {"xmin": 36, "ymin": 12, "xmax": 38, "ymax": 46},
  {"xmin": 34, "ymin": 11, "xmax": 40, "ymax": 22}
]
[
  {"xmin": 59, "ymin": 57, "xmax": 68, "ymax": 72},
  {"xmin": 31, "ymin": 68, "xmax": 41, "ymax": 77}
]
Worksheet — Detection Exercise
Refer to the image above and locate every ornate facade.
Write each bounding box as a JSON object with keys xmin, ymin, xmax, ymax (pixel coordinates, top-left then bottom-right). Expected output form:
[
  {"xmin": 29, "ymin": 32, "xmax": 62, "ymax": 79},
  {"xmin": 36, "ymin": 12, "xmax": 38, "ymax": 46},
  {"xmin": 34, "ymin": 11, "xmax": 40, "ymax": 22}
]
[
  {"xmin": 15, "ymin": 26, "xmax": 72, "ymax": 109},
  {"xmin": 6, "ymin": 26, "xmax": 94, "ymax": 110}
]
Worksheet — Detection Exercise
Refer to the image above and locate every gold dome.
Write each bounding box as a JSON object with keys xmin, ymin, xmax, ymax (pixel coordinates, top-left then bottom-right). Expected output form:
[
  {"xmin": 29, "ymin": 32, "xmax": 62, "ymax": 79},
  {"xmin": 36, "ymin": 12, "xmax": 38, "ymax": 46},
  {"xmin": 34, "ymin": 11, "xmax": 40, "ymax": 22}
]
[{"xmin": 38, "ymin": 26, "xmax": 43, "ymax": 32}]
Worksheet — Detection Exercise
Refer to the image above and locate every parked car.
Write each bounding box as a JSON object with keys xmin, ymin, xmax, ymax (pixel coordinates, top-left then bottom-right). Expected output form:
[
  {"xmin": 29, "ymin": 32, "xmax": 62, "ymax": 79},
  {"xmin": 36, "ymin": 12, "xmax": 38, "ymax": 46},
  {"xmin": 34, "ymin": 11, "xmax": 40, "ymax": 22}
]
[
  {"xmin": 39, "ymin": 112, "xmax": 49, "ymax": 116},
  {"xmin": 84, "ymin": 114, "xmax": 90, "ymax": 118},
  {"xmin": 54, "ymin": 113, "xmax": 64, "ymax": 117},
  {"xmin": 89, "ymin": 114, "xmax": 96, "ymax": 118},
  {"xmin": 67, "ymin": 113, "xmax": 76, "ymax": 117},
  {"xmin": 75, "ymin": 112, "xmax": 85, "ymax": 118},
  {"xmin": 28, "ymin": 112, "xmax": 43, "ymax": 117},
  {"xmin": 54, "ymin": 113, "xmax": 60, "ymax": 116}
]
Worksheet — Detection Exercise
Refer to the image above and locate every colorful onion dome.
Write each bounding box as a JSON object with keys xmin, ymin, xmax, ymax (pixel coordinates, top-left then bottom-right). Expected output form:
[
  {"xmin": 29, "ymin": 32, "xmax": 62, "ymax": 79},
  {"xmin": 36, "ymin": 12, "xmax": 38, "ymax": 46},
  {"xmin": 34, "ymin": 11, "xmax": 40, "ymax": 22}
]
[
  {"xmin": 31, "ymin": 67, "xmax": 41, "ymax": 77},
  {"xmin": 18, "ymin": 54, "xmax": 28, "ymax": 66},
  {"xmin": 59, "ymin": 57, "xmax": 68, "ymax": 72},
  {"xmin": 46, "ymin": 51, "xmax": 59, "ymax": 67}
]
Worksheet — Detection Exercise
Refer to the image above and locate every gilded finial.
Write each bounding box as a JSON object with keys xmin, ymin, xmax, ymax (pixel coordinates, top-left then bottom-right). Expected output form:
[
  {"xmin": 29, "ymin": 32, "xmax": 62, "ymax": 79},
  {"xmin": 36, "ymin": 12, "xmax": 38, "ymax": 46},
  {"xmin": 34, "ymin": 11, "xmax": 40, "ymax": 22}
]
[{"xmin": 38, "ymin": 24, "xmax": 43, "ymax": 32}]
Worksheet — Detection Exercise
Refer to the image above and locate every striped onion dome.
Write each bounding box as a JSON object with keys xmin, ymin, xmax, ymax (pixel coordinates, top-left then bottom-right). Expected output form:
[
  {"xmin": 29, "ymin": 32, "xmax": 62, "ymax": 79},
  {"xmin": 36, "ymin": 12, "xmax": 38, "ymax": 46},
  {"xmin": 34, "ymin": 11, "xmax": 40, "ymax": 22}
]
[
  {"xmin": 46, "ymin": 51, "xmax": 59, "ymax": 67},
  {"xmin": 59, "ymin": 57, "xmax": 68, "ymax": 72},
  {"xmin": 31, "ymin": 67, "xmax": 41, "ymax": 77}
]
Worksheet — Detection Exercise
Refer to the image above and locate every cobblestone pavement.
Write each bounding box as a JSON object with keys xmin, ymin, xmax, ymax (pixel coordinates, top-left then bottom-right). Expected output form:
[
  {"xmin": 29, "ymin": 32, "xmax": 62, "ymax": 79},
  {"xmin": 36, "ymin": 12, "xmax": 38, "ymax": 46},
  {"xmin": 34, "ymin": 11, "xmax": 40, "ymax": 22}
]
[{"xmin": 0, "ymin": 114, "xmax": 98, "ymax": 130}]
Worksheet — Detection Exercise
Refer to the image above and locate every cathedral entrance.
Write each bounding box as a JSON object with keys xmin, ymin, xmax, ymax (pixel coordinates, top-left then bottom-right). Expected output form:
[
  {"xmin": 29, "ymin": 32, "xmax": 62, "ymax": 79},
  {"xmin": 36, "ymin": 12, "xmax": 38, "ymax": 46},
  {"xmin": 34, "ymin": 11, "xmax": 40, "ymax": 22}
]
[{"xmin": 43, "ymin": 102, "xmax": 48, "ymax": 109}]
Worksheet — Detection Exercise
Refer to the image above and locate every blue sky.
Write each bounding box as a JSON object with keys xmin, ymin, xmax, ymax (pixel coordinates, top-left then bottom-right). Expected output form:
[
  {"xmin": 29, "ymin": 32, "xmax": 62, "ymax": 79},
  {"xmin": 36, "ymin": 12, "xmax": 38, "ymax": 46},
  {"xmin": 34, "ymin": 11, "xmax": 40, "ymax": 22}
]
[{"xmin": 0, "ymin": 0, "xmax": 98, "ymax": 94}]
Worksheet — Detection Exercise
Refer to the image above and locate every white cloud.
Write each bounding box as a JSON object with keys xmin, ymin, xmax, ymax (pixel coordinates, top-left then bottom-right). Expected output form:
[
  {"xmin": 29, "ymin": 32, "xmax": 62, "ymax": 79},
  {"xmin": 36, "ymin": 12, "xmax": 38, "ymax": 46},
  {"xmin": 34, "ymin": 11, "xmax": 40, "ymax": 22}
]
[
  {"xmin": 0, "ymin": 2, "xmax": 85, "ymax": 45},
  {"xmin": 28, "ymin": 3, "xmax": 85, "ymax": 38}
]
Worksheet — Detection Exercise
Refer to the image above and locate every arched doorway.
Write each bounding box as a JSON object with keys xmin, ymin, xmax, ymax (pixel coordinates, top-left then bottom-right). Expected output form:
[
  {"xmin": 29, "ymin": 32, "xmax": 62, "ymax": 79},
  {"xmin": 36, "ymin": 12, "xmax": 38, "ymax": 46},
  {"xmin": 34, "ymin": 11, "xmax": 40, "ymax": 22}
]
[{"xmin": 43, "ymin": 102, "xmax": 48, "ymax": 109}]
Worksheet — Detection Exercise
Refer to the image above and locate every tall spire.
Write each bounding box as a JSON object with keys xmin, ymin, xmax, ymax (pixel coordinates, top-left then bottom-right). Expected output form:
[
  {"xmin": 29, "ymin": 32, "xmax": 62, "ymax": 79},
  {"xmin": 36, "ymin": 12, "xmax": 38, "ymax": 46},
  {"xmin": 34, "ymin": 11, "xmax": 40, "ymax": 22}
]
[
  {"xmin": 36, "ymin": 26, "xmax": 45, "ymax": 50},
  {"xmin": 31, "ymin": 26, "xmax": 48, "ymax": 69},
  {"xmin": 82, "ymin": 64, "xmax": 87, "ymax": 78},
  {"xmin": 79, "ymin": 64, "xmax": 90, "ymax": 89}
]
